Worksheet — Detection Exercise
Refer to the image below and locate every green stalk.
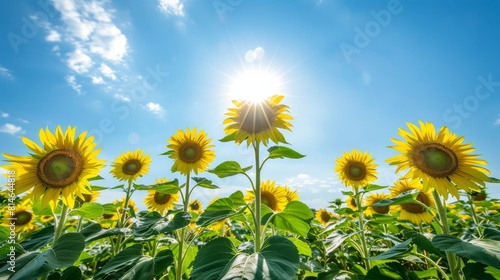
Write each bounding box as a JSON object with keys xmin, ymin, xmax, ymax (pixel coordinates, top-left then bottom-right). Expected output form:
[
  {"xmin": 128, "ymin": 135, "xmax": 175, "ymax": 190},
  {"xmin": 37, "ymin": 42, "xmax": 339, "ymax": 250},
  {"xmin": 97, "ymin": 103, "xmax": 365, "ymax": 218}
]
[
  {"xmin": 253, "ymin": 142, "xmax": 262, "ymax": 252},
  {"xmin": 414, "ymin": 252, "xmax": 450, "ymax": 280},
  {"xmin": 114, "ymin": 179, "xmax": 134, "ymax": 254},
  {"xmin": 53, "ymin": 203, "xmax": 70, "ymax": 243},
  {"xmin": 432, "ymin": 190, "xmax": 461, "ymax": 280},
  {"xmin": 467, "ymin": 194, "xmax": 483, "ymax": 237},
  {"xmin": 354, "ymin": 189, "xmax": 371, "ymax": 270},
  {"xmin": 176, "ymin": 173, "xmax": 191, "ymax": 280}
]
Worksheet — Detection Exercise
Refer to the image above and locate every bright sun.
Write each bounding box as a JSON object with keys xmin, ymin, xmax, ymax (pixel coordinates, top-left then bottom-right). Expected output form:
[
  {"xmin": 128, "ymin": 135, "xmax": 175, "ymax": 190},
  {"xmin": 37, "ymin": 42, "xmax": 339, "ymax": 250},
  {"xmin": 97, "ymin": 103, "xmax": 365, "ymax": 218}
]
[{"xmin": 230, "ymin": 70, "xmax": 282, "ymax": 103}]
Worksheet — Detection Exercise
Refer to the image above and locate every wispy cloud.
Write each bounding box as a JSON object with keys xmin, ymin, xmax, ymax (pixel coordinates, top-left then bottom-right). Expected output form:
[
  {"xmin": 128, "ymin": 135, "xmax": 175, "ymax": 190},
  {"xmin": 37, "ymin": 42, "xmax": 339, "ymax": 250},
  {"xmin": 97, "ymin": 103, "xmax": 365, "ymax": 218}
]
[
  {"xmin": 1, "ymin": 111, "xmax": 8, "ymax": 118},
  {"xmin": 114, "ymin": 93, "xmax": 131, "ymax": 102},
  {"xmin": 158, "ymin": 0, "xmax": 185, "ymax": 17},
  {"xmin": 145, "ymin": 102, "xmax": 166, "ymax": 118},
  {"xmin": 0, "ymin": 65, "xmax": 14, "ymax": 80},
  {"xmin": 42, "ymin": 0, "xmax": 128, "ymax": 94},
  {"xmin": 0, "ymin": 123, "xmax": 24, "ymax": 135},
  {"xmin": 281, "ymin": 173, "xmax": 339, "ymax": 189},
  {"xmin": 18, "ymin": 119, "xmax": 29, "ymax": 124}
]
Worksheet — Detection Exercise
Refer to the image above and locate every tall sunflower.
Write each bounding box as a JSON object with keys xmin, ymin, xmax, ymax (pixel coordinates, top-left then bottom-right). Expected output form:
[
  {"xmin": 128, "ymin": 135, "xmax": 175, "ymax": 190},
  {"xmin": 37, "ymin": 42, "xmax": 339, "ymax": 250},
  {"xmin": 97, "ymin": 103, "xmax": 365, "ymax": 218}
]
[
  {"xmin": 223, "ymin": 95, "xmax": 293, "ymax": 146},
  {"xmin": 364, "ymin": 193, "xmax": 391, "ymax": 217},
  {"xmin": 346, "ymin": 196, "xmax": 358, "ymax": 211},
  {"xmin": 278, "ymin": 185, "xmax": 299, "ymax": 203},
  {"xmin": 2, "ymin": 126, "xmax": 105, "ymax": 209},
  {"xmin": 244, "ymin": 180, "xmax": 288, "ymax": 212},
  {"xmin": 144, "ymin": 178, "xmax": 180, "ymax": 213},
  {"xmin": 2, "ymin": 202, "xmax": 37, "ymax": 233},
  {"xmin": 390, "ymin": 180, "xmax": 435, "ymax": 224},
  {"xmin": 315, "ymin": 208, "xmax": 336, "ymax": 226},
  {"xmin": 111, "ymin": 149, "xmax": 151, "ymax": 182},
  {"xmin": 335, "ymin": 150, "xmax": 378, "ymax": 189},
  {"xmin": 386, "ymin": 121, "xmax": 490, "ymax": 199},
  {"xmin": 167, "ymin": 127, "xmax": 215, "ymax": 175},
  {"xmin": 188, "ymin": 199, "xmax": 203, "ymax": 214}
]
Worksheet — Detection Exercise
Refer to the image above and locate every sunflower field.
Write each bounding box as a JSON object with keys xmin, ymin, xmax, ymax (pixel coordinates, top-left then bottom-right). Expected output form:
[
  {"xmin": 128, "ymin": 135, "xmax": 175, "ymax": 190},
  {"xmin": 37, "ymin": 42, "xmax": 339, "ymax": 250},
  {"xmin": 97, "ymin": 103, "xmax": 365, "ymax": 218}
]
[{"xmin": 1, "ymin": 95, "xmax": 500, "ymax": 280}]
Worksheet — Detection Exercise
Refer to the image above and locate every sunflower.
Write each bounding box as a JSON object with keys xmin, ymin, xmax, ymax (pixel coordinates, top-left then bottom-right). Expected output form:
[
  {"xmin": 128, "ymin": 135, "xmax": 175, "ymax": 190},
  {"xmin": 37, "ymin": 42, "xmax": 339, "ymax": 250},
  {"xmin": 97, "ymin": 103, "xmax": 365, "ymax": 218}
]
[
  {"xmin": 39, "ymin": 215, "xmax": 54, "ymax": 223},
  {"xmin": 111, "ymin": 149, "xmax": 151, "ymax": 182},
  {"xmin": 188, "ymin": 199, "xmax": 203, "ymax": 214},
  {"xmin": 2, "ymin": 202, "xmax": 37, "ymax": 233},
  {"xmin": 315, "ymin": 208, "xmax": 336, "ymax": 226},
  {"xmin": 390, "ymin": 180, "xmax": 435, "ymax": 224},
  {"xmin": 278, "ymin": 186, "xmax": 300, "ymax": 203},
  {"xmin": 364, "ymin": 193, "xmax": 391, "ymax": 217},
  {"xmin": 245, "ymin": 180, "xmax": 288, "ymax": 212},
  {"xmin": 76, "ymin": 190, "xmax": 100, "ymax": 205},
  {"xmin": 167, "ymin": 127, "xmax": 215, "ymax": 175},
  {"xmin": 144, "ymin": 178, "xmax": 180, "ymax": 213},
  {"xmin": 346, "ymin": 196, "xmax": 358, "ymax": 211},
  {"xmin": 335, "ymin": 150, "xmax": 378, "ymax": 189},
  {"xmin": 386, "ymin": 121, "xmax": 490, "ymax": 199},
  {"xmin": 223, "ymin": 95, "xmax": 293, "ymax": 146},
  {"xmin": 1, "ymin": 126, "xmax": 105, "ymax": 209}
]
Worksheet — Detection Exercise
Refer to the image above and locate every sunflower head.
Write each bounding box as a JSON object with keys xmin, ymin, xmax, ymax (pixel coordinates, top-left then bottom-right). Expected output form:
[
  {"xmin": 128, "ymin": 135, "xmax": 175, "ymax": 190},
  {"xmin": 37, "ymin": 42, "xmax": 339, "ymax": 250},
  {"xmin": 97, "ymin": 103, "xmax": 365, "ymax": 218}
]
[
  {"xmin": 278, "ymin": 186, "xmax": 300, "ymax": 203},
  {"xmin": 223, "ymin": 95, "xmax": 293, "ymax": 146},
  {"xmin": 335, "ymin": 150, "xmax": 378, "ymax": 189},
  {"xmin": 111, "ymin": 149, "xmax": 151, "ymax": 182},
  {"xmin": 390, "ymin": 180, "xmax": 436, "ymax": 224},
  {"xmin": 167, "ymin": 127, "xmax": 215, "ymax": 175},
  {"xmin": 244, "ymin": 180, "xmax": 288, "ymax": 212},
  {"xmin": 346, "ymin": 196, "xmax": 358, "ymax": 211},
  {"xmin": 144, "ymin": 178, "xmax": 180, "ymax": 213},
  {"xmin": 76, "ymin": 190, "xmax": 100, "ymax": 205},
  {"xmin": 188, "ymin": 199, "xmax": 203, "ymax": 214},
  {"xmin": 386, "ymin": 121, "xmax": 490, "ymax": 199},
  {"xmin": 364, "ymin": 193, "xmax": 391, "ymax": 217},
  {"xmin": 2, "ymin": 125, "xmax": 105, "ymax": 210},
  {"xmin": 315, "ymin": 208, "xmax": 337, "ymax": 226},
  {"xmin": 2, "ymin": 202, "xmax": 37, "ymax": 233}
]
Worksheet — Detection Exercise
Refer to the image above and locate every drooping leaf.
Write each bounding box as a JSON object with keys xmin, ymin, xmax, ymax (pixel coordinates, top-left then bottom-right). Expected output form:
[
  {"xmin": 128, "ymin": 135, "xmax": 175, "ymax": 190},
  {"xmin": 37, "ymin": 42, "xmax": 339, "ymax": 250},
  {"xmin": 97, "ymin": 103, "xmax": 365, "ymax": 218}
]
[
  {"xmin": 267, "ymin": 146, "xmax": 305, "ymax": 159},
  {"xmin": 133, "ymin": 179, "xmax": 180, "ymax": 194},
  {"xmin": 369, "ymin": 239, "xmax": 412, "ymax": 260},
  {"xmin": 363, "ymin": 184, "xmax": 388, "ymax": 192},
  {"xmin": 153, "ymin": 249, "xmax": 174, "ymax": 276},
  {"xmin": 219, "ymin": 131, "xmax": 237, "ymax": 142},
  {"xmin": 404, "ymin": 231, "xmax": 445, "ymax": 258},
  {"xmin": 325, "ymin": 231, "xmax": 361, "ymax": 255},
  {"xmin": 196, "ymin": 198, "xmax": 246, "ymax": 227},
  {"xmin": 289, "ymin": 237, "xmax": 312, "ymax": 257},
  {"xmin": 20, "ymin": 225, "xmax": 55, "ymax": 251},
  {"xmin": 209, "ymin": 161, "xmax": 252, "ymax": 178},
  {"xmin": 370, "ymin": 191, "xmax": 419, "ymax": 207},
  {"xmin": 192, "ymin": 177, "xmax": 220, "ymax": 189},
  {"xmin": 272, "ymin": 201, "xmax": 314, "ymax": 236},
  {"xmin": 133, "ymin": 211, "xmax": 191, "ymax": 237},
  {"xmin": 94, "ymin": 244, "xmax": 154, "ymax": 280}
]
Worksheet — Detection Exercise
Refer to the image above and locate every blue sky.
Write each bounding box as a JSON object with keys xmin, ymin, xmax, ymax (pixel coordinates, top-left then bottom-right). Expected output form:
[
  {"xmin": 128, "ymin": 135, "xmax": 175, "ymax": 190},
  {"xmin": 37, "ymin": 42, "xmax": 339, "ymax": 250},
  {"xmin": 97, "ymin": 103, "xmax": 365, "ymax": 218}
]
[{"xmin": 1, "ymin": 0, "xmax": 499, "ymax": 209}]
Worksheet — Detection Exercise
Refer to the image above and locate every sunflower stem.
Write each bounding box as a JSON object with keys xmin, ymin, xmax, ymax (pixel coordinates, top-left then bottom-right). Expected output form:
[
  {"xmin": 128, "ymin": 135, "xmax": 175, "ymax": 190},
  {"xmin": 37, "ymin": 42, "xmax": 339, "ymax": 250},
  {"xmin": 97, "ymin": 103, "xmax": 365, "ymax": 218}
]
[
  {"xmin": 354, "ymin": 188, "xmax": 371, "ymax": 270},
  {"xmin": 176, "ymin": 173, "xmax": 191, "ymax": 280},
  {"xmin": 466, "ymin": 194, "xmax": 483, "ymax": 238},
  {"xmin": 253, "ymin": 142, "xmax": 262, "ymax": 252},
  {"xmin": 413, "ymin": 251, "xmax": 450, "ymax": 280},
  {"xmin": 53, "ymin": 202, "xmax": 70, "ymax": 243},
  {"xmin": 118, "ymin": 179, "xmax": 134, "ymax": 228},
  {"xmin": 432, "ymin": 190, "xmax": 462, "ymax": 280},
  {"xmin": 75, "ymin": 216, "xmax": 84, "ymax": 232}
]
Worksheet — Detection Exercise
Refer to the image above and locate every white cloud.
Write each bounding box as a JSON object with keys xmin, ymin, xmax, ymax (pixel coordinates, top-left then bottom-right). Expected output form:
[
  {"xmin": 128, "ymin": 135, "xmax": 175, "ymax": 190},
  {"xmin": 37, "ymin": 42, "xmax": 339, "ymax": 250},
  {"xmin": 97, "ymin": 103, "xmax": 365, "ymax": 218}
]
[
  {"xmin": 145, "ymin": 102, "xmax": 165, "ymax": 117},
  {"xmin": 1, "ymin": 111, "xmax": 8, "ymax": 118},
  {"xmin": 99, "ymin": 63, "xmax": 117, "ymax": 80},
  {"xmin": 91, "ymin": 76, "xmax": 104, "ymax": 84},
  {"xmin": 0, "ymin": 123, "xmax": 23, "ymax": 135},
  {"xmin": 45, "ymin": 30, "xmax": 61, "ymax": 42},
  {"xmin": 66, "ymin": 75, "xmax": 84, "ymax": 95},
  {"xmin": 114, "ymin": 93, "xmax": 131, "ymax": 102},
  {"xmin": 0, "ymin": 65, "xmax": 14, "ymax": 80},
  {"xmin": 282, "ymin": 174, "xmax": 338, "ymax": 189},
  {"xmin": 67, "ymin": 48, "xmax": 93, "ymax": 74},
  {"xmin": 18, "ymin": 119, "xmax": 29, "ymax": 124},
  {"xmin": 158, "ymin": 0, "xmax": 185, "ymax": 16},
  {"xmin": 245, "ymin": 47, "xmax": 265, "ymax": 63}
]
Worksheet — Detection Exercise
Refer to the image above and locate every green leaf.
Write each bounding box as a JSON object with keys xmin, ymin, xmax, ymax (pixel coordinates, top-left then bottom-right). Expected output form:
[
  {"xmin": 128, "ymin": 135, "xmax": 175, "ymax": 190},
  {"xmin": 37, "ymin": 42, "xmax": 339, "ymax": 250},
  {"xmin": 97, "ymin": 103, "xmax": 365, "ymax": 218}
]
[
  {"xmin": 84, "ymin": 227, "xmax": 123, "ymax": 244},
  {"xmin": 369, "ymin": 239, "xmax": 412, "ymax": 260},
  {"xmin": 196, "ymin": 198, "xmax": 246, "ymax": 227},
  {"xmin": 133, "ymin": 211, "xmax": 191, "ymax": 237},
  {"xmin": 229, "ymin": 191, "xmax": 247, "ymax": 207},
  {"xmin": 404, "ymin": 231, "xmax": 445, "ymax": 258},
  {"xmin": 20, "ymin": 225, "xmax": 55, "ymax": 251},
  {"xmin": 88, "ymin": 175, "xmax": 104, "ymax": 181},
  {"xmin": 463, "ymin": 262, "xmax": 498, "ymax": 280},
  {"xmin": 370, "ymin": 191, "xmax": 419, "ymax": 207},
  {"xmin": 60, "ymin": 266, "xmax": 82, "ymax": 280},
  {"xmin": 159, "ymin": 150, "xmax": 173, "ymax": 156},
  {"xmin": 219, "ymin": 131, "xmax": 237, "ymax": 142},
  {"xmin": 190, "ymin": 236, "xmax": 299, "ymax": 280},
  {"xmin": 0, "ymin": 233, "xmax": 85, "ymax": 280},
  {"xmin": 272, "ymin": 201, "xmax": 314, "ymax": 236},
  {"xmin": 365, "ymin": 262, "xmax": 420, "ymax": 280},
  {"xmin": 483, "ymin": 227, "xmax": 500, "ymax": 241},
  {"xmin": 267, "ymin": 146, "xmax": 305, "ymax": 159},
  {"xmin": 153, "ymin": 249, "xmax": 174, "ymax": 276},
  {"xmin": 94, "ymin": 244, "xmax": 154, "ymax": 280},
  {"xmin": 432, "ymin": 235, "xmax": 500, "ymax": 269},
  {"xmin": 70, "ymin": 202, "xmax": 103, "ymax": 219},
  {"xmin": 134, "ymin": 179, "xmax": 180, "ymax": 194},
  {"xmin": 192, "ymin": 177, "xmax": 219, "ymax": 189},
  {"xmin": 325, "ymin": 231, "xmax": 360, "ymax": 255},
  {"xmin": 488, "ymin": 177, "xmax": 500, "ymax": 183},
  {"xmin": 363, "ymin": 184, "xmax": 388, "ymax": 192},
  {"xmin": 209, "ymin": 161, "xmax": 252, "ymax": 178},
  {"xmin": 413, "ymin": 268, "xmax": 438, "ymax": 279},
  {"xmin": 289, "ymin": 237, "xmax": 312, "ymax": 257}
]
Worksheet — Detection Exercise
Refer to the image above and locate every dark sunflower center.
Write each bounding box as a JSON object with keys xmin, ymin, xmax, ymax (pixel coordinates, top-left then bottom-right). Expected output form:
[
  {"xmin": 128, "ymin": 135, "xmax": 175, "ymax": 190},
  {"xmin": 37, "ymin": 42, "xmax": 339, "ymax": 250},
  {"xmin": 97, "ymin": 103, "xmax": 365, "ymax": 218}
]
[
  {"xmin": 37, "ymin": 149, "xmax": 84, "ymax": 189},
  {"xmin": 180, "ymin": 144, "xmax": 202, "ymax": 163},
  {"xmin": 401, "ymin": 192, "xmax": 430, "ymax": 214},
  {"xmin": 83, "ymin": 193, "xmax": 93, "ymax": 202},
  {"xmin": 239, "ymin": 102, "xmax": 276, "ymax": 133},
  {"xmin": 472, "ymin": 193, "xmax": 487, "ymax": 201},
  {"xmin": 261, "ymin": 192, "xmax": 277, "ymax": 211},
  {"xmin": 122, "ymin": 159, "xmax": 142, "ymax": 175},
  {"xmin": 412, "ymin": 143, "xmax": 458, "ymax": 178},
  {"xmin": 190, "ymin": 202, "xmax": 200, "ymax": 211},
  {"xmin": 154, "ymin": 192, "xmax": 171, "ymax": 204},
  {"xmin": 15, "ymin": 210, "xmax": 33, "ymax": 226},
  {"xmin": 349, "ymin": 198, "xmax": 357, "ymax": 208},
  {"xmin": 102, "ymin": 213, "xmax": 115, "ymax": 219},
  {"xmin": 345, "ymin": 162, "xmax": 366, "ymax": 181},
  {"xmin": 372, "ymin": 205, "xmax": 390, "ymax": 214},
  {"xmin": 320, "ymin": 211, "xmax": 331, "ymax": 223}
]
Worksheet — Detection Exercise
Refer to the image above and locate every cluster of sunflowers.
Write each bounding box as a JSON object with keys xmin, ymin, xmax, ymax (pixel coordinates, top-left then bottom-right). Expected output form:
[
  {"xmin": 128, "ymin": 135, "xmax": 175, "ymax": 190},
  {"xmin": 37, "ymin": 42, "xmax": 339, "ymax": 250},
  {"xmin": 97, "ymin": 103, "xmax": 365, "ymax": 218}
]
[{"xmin": 1, "ymin": 95, "xmax": 499, "ymax": 280}]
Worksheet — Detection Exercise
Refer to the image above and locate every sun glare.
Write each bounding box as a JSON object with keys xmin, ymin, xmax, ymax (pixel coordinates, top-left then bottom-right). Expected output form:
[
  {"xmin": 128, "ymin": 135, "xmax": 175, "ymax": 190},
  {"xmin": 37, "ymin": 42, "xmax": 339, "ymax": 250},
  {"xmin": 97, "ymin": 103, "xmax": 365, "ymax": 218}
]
[{"xmin": 230, "ymin": 70, "xmax": 282, "ymax": 103}]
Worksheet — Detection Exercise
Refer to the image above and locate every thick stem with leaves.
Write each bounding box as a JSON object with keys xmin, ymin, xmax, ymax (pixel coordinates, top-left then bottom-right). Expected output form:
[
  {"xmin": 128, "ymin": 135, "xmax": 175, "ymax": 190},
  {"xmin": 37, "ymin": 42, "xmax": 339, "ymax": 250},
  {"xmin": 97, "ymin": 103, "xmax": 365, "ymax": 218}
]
[
  {"xmin": 114, "ymin": 180, "xmax": 134, "ymax": 255},
  {"xmin": 53, "ymin": 203, "xmax": 70, "ymax": 243},
  {"xmin": 176, "ymin": 173, "xmax": 191, "ymax": 280},
  {"xmin": 432, "ymin": 190, "xmax": 462, "ymax": 280},
  {"xmin": 253, "ymin": 142, "xmax": 262, "ymax": 252},
  {"xmin": 354, "ymin": 188, "xmax": 371, "ymax": 270}
]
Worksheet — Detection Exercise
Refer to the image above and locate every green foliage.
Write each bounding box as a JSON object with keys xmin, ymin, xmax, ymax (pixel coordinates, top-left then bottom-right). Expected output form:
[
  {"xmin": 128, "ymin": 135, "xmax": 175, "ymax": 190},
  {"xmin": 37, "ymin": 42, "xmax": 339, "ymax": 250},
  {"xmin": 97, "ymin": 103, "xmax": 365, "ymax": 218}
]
[{"xmin": 209, "ymin": 161, "xmax": 253, "ymax": 178}]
